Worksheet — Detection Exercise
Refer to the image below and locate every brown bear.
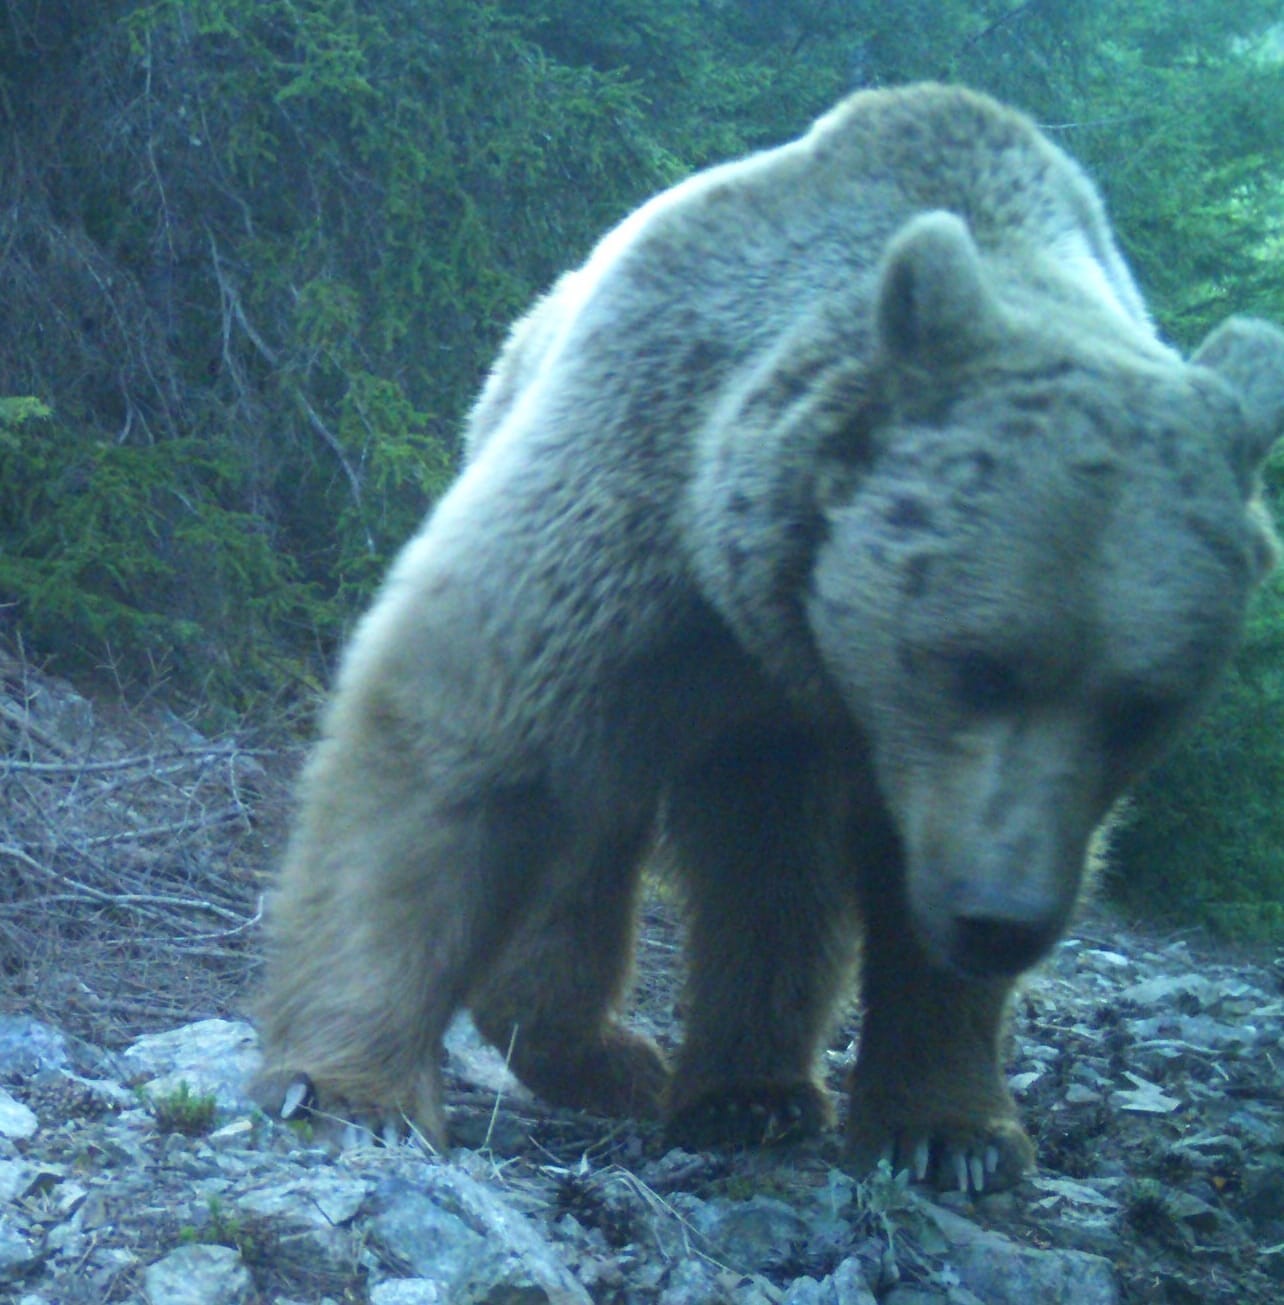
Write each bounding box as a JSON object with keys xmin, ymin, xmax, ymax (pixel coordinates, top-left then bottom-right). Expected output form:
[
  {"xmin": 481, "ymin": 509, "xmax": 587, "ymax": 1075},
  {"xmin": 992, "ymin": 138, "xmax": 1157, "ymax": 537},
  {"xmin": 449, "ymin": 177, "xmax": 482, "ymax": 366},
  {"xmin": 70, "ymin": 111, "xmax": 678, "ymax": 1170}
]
[{"xmin": 253, "ymin": 83, "xmax": 1284, "ymax": 1192}]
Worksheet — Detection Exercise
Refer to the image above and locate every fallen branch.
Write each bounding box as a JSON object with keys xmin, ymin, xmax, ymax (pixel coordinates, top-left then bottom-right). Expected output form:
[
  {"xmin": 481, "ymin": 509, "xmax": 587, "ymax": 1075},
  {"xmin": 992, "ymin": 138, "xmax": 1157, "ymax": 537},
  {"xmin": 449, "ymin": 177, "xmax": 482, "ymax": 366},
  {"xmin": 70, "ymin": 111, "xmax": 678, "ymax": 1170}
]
[{"xmin": 3, "ymin": 743, "xmax": 269, "ymax": 775}]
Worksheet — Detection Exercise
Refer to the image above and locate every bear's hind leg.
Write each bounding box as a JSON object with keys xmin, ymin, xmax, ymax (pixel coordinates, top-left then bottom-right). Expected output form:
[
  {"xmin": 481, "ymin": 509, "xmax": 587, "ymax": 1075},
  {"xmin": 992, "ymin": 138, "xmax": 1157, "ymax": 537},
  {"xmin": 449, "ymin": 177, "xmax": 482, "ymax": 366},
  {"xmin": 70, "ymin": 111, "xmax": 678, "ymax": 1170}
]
[
  {"xmin": 664, "ymin": 728, "xmax": 857, "ymax": 1148},
  {"xmin": 468, "ymin": 824, "xmax": 670, "ymax": 1123}
]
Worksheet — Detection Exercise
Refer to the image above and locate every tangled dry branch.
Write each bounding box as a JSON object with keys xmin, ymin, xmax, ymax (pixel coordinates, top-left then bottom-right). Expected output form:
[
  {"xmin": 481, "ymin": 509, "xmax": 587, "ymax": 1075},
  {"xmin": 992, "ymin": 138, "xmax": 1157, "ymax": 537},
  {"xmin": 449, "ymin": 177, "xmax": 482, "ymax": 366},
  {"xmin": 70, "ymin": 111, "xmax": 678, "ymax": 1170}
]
[{"xmin": 0, "ymin": 643, "xmax": 292, "ymax": 1045}]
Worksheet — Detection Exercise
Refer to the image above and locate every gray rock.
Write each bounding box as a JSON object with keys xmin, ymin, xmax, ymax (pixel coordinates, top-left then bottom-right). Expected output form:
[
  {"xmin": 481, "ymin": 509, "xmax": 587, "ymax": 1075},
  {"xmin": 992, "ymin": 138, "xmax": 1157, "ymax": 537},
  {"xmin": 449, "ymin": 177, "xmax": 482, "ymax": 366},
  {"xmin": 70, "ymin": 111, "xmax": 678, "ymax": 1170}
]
[
  {"xmin": 0, "ymin": 1159, "xmax": 38, "ymax": 1203},
  {"xmin": 1239, "ymin": 1162, "xmax": 1284, "ymax": 1238},
  {"xmin": 782, "ymin": 1257, "xmax": 878, "ymax": 1304},
  {"xmin": 370, "ymin": 1187, "xmax": 489, "ymax": 1284},
  {"xmin": 656, "ymin": 1257, "xmax": 728, "ymax": 1304},
  {"xmin": 371, "ymin": 1167, "xmax": 591, "ymax": 1305},
  {"xmin": 1117, "ymin": 974, "xmax": 1262, "ymax": 1010},
  {"xmin": 0, "ymin": 1017, "xmax": 75, "ymax": 1078},
  {"xmin": 142, "ymin": 1243, "xmax": 252, "ymax": 1305},
  {"xmin": 237, "ymin": 1167, "xmax": 370, "ymax": 1225},
  {"xmin": 690, "ymin": 1195, "xmax": 814, "ymax": 1273},
  {"xmin": 123, "ymin": 1019, "xmax": 260, "ymax": 1113},
  {"xmin": 371, "ymin": 1281, "xmax": 448, "ymax": 1304},
  {"xmin": 952, "ymin": 1238, "xmax": 1118, "ymax": 1305},
  {"xmin": 0, "ymin": 1214, "xmax": 40, "ymax": 1283},
  {"xmin": 884, "ymin": 1289, "xmax": 986, "ymax": 1305},
  {"xmin": 429, "ymin": 1165, "xmax": 591, "ymax": 1305},
  {"xmin": 0, "ymin": 1087, "xmax": 37, "ymax": 1140},
  {"xmin": 443, "ymin": 1014, "xmax": 529, "ymax": 1099}
]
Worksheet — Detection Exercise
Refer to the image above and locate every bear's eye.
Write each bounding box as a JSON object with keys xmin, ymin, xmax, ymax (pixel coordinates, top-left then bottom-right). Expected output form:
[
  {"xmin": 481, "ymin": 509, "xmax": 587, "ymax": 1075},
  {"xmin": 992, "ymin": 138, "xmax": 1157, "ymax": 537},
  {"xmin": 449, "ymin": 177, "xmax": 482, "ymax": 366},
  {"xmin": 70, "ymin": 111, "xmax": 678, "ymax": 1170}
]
[
  {"xmin": 942, "ymin": 650, "xmax": 1022, "ymax": 713},
  {"xmin": 1101, "ymin": 692, "xmax": 1179, "ymax": 755}
]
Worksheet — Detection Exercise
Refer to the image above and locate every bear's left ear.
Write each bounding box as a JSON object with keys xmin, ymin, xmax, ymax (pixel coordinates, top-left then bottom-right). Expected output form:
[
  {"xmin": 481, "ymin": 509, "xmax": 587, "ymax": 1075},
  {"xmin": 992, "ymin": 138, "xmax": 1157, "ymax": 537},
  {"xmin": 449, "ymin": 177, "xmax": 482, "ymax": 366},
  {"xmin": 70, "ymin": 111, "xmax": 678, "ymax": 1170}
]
[
  {"xmin": 1191, "ymin": 316, "xmax": 1284, "ymax": 474},
  {"xmin": 875, "ymin": 210, "xmax": 1003, "ymax": 370}
]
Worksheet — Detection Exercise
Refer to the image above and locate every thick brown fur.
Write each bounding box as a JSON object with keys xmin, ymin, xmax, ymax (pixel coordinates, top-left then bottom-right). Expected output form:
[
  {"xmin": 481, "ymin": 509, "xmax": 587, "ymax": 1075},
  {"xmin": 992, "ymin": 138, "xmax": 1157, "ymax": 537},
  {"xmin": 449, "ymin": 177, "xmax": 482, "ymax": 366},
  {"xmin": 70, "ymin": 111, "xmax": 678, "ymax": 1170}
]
[{"xmin": 253, "ymin": 85, "xmax": 1284, "ymax": 1190}]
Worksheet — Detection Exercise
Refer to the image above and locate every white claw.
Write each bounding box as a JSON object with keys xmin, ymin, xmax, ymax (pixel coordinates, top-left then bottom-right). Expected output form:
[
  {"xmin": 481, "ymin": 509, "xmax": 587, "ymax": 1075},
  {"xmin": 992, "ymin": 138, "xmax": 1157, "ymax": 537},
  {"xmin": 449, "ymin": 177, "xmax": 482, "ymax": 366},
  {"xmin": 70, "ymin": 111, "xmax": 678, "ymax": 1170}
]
[
  {"xmin": 280, "ymin": 1076, "xmax": 311, "ymax": 1119},
  {"xmin": 969, "ymin": 1154, "xmax": 985, "ymax": 1193},
  {"xmin": 879, "ymin": 1140, "xmax": 895, "ymax": 1169},
  {"xmin": 913, "ymin": 1138, "xmax": 931, "ymax": 1182},
  {"xmin": 954, "ymin": 1153, "xmax": 969, "ymax": 1194},
  {"xmin": 985, "ymin": 1144, "xmax": 1000, "ymax": 1175},
  {"xmin": 340, "ymin": 1121, "xmax": 368, "ymax": 1150},
  {"xmin": 380, "ymin": 1117, "xmax": 401, "ymax": 1147}
]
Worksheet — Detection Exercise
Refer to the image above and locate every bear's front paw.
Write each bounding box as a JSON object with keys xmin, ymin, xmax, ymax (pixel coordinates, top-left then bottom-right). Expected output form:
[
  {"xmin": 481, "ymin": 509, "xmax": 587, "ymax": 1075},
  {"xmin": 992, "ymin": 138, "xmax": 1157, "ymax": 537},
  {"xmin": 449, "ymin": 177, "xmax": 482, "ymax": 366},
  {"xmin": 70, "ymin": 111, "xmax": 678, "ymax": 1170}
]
[
  {"xmin": 664, "ymin": 1079, "xmax": 834, "ymax": 1150},
  {"xmin": 846, "ymin": 1108, "xmax": 1033, "ymax": 1194},
  {"xmin": 251, "ymin": 1068, "xmax": 444, "ymax": 1151}
]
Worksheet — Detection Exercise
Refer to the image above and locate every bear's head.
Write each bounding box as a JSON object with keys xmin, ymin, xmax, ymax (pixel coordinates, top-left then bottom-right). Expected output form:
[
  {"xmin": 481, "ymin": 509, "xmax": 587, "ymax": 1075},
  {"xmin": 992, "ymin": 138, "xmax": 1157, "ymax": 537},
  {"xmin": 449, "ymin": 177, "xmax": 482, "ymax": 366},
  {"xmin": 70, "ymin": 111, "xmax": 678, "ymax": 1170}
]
[{"xmin": 809, "ymin": 212, "xmax": 1284, "ymax": 977}]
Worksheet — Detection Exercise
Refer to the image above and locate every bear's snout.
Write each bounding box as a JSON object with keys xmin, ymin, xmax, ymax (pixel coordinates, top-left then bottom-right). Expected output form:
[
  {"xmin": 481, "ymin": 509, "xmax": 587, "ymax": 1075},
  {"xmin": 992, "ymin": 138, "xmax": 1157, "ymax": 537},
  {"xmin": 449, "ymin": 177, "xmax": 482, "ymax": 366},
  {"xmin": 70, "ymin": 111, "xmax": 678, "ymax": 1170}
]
[
  {"xmin": 940, "ymin": 910, "xmax": 1062, "ymax": 977},
  {"xmin": 893, "ymin": 720, "xmax": 1100, "ymax": 979},
  {"xmin": 905, "ymin": 838, "xmax": 1083, "ymax": 978}
]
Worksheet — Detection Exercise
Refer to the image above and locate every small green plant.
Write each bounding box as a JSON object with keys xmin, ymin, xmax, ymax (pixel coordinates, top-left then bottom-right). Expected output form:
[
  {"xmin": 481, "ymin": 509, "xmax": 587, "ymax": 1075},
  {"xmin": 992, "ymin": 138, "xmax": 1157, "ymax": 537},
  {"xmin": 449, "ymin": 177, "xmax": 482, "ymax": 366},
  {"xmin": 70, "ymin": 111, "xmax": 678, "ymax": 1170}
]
[
  {"xmin": 1122, "ymin": 1178, "xmax": 1182, "ymax": 1241},
  {"xmin": 179, "ymin": 1196, "xmax": 257, "ymax": 1257},
  {"xmin": 146, "ymin": 1080, "xmax": 219, "ymax": 1137},
  {"xmin": 0, "ymin": 395, "xmax": 50, "ymax": 448},
  {"xmin": 282, "ymin": 1114, "xmax": 316, "ymax": 1142},
  {"xmin": 850, "ymin": 1159, "xmax": 915, "ymax": 1222},
  {"xmin": 840, "ymin": 1158, "xmax": 929, "ymax": 1277}
]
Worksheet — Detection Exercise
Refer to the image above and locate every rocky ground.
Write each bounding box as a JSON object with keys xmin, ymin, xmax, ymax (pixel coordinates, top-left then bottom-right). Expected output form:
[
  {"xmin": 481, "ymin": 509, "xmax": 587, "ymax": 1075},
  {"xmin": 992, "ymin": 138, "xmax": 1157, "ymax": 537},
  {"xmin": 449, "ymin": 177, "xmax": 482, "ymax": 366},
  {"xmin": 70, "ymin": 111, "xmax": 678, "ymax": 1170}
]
[{"xmin": 1, "ymin": 649, "xmax": 1283, "ymax": 1304}]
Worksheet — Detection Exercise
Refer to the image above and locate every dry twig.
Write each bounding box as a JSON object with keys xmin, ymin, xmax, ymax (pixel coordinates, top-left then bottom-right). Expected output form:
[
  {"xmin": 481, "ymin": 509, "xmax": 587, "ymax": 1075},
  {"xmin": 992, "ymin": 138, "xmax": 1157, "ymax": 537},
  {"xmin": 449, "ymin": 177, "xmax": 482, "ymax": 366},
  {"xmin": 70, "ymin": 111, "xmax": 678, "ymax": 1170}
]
[{"xmin": 0, "ymin": 642, "xmax": 292, "ymax": 1045}]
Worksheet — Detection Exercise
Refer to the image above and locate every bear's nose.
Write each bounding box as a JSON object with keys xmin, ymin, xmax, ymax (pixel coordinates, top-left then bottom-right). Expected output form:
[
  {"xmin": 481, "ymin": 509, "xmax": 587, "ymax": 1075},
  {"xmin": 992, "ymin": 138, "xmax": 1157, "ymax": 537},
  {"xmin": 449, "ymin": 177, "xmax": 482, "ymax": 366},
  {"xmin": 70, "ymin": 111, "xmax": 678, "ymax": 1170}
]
[{"xmin": 947, "ymin": 913, "xmax": 1060, "ymax": 977}]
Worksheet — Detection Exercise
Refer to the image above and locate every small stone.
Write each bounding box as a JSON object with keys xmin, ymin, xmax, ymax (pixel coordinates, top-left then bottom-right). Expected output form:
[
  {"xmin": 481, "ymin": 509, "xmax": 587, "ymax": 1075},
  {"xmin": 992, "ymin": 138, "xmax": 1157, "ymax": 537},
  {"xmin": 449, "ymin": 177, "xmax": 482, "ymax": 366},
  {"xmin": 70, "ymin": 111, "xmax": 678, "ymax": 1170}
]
[
  {"xmin": 370, "ymin": 1282, "xmax": 447, "ymax": 1304},
  {"xmin": 1082, "ymin": 950, "xmax": 1131, "ymax": 968},
  {"xmin": 123, "ymin": 1020, "xmax": 260, "ymax": 1114},
  {"xmin": 0, "ymin": 1215, "xmax": 40, "ymax": 1280},
  {"xmin": 142, "ymin": 1243, "xmax": 252, "ymax": 1305},
  {"xmin": 1109, "ymin": 1072, "xmax": 1180, "ymax": 1114},
  {"xmin": 0, "ymin": 1089, "xmax": 38, "ymax": 1140},
  {"xmin": 0, "ymin": 1019, "xmax": 72, "ymax": 1078},
  {"xmin": 1166, "ymin": 1190, "xmax": 1223, "ymax": 1234}
]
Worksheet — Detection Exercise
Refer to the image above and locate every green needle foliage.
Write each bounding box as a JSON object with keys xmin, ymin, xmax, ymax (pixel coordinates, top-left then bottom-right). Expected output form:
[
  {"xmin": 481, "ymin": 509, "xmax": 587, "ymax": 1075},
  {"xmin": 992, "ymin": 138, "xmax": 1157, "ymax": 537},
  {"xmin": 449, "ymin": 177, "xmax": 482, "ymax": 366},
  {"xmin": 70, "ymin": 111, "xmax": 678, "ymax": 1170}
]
[
  {"xmin": 1, "ymin": 1, "xmax": 1284, "ymax": 934},
  {"xmin": 0, "ymin": 0, "xmax": 677, "ymax": 703}
]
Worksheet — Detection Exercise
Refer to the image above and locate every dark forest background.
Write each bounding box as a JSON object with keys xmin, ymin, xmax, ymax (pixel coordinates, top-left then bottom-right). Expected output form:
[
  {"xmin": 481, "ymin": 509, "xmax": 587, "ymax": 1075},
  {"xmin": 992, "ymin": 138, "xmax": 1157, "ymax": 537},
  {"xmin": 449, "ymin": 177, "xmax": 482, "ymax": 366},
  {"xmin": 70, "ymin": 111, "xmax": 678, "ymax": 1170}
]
[{"xmin": 3, "ymin": 0, "xmax": 1284, "ymax": 937}]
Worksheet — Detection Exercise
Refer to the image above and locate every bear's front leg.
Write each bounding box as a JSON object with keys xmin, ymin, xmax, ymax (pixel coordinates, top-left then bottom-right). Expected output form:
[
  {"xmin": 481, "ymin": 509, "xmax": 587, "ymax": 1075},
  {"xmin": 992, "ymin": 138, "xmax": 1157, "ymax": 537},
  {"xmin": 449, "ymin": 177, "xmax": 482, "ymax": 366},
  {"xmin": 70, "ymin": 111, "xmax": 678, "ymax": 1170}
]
[
  {"xmin": 663, "ymin": 729, "xmax": 857, "ymax": 1149},
  {"xmin": 846, "ymin": 916, "xmax": 1034, "ymax": 1194}
]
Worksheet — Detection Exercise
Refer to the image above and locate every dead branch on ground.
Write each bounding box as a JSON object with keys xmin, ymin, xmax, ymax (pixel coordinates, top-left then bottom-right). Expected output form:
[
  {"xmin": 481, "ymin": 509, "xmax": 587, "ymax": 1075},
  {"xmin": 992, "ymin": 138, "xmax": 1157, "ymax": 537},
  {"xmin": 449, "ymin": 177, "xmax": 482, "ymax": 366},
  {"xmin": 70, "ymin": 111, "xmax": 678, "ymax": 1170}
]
[{"xmin": 0, "ymin": 642, "xmax": 294, "ymax": 1045}]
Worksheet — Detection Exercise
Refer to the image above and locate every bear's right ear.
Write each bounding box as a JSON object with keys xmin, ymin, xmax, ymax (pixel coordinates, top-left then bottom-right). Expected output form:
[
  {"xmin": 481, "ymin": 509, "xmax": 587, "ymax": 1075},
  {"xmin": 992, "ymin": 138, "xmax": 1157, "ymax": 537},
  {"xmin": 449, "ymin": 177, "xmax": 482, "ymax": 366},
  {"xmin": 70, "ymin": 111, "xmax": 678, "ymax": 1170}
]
[
  {"xmin": 1191, "ymin": 316, "xmax": 1284, "ymax": 477},
  {"xmin": 875, "ymin": 211, "xmax": 1002, "ymax": 370}
]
